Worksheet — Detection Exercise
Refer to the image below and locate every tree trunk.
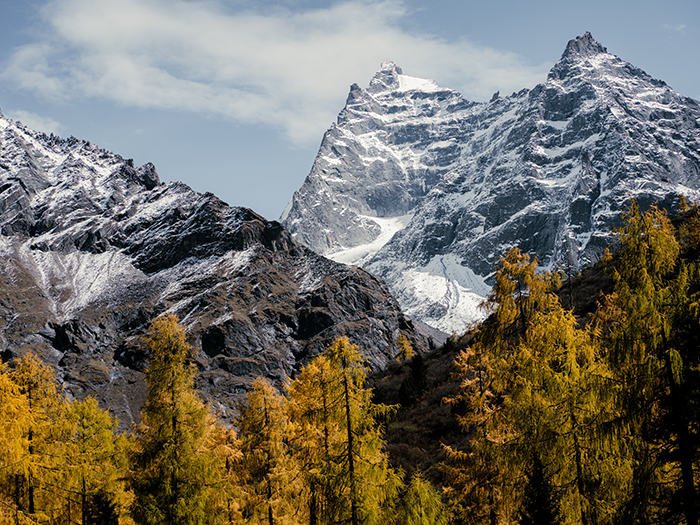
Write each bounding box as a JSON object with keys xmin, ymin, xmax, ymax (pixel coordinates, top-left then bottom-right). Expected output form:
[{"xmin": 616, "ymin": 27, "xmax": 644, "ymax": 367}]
[
  {"xmin": 82, "ymin": 476, "xmax": 87, "ymax": 525},
  {"xmin": 267, "ymin": 479, "xmax": 274, "ymax": 525},
  {"xmin": 343, "ymin": 371, "xmax": 358, "ymax": 525},
  {"xmin": 664, "ymin": 347, "xmax": 698, "ymax": 525},
  {"xmin": 28, "ymin": 429, "xmax": 35, "ymax": 515},
  {"xmin": 570, "ymin": 411, "xmax": 589, "ymax": 525},
  {"xmin": 309, "ymin": 481, "xmax": 317, "ymax": 525},
  {"xmin": 264, "ymin": 399, "xmax": 274, "ymax": 525},
  {"xmin": 171, "ymin": 379, "xmax": 178, "ymax": 524},
  {"xmin": 27, "ymin": 383, "xmax": 35, "ymax": 516}
]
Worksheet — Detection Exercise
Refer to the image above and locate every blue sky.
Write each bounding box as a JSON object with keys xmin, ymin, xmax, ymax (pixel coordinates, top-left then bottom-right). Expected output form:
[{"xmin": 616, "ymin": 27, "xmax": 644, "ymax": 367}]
[{"xmin": 1, "ymin": 0, "xmax": 698, "ymax": 220}]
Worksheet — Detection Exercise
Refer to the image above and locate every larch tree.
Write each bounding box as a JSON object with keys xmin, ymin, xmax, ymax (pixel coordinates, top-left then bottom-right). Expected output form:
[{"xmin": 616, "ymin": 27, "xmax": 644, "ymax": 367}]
[
  {"xmin": 0, "ymin": 360, "xmax": 31, "ymax": 522},
  {"xmin": 58, "ymin": 397, "xmax": 124, "ymax": 525},
  {"xmin": 287, "ymin": 337, "xmax": 402, "ymax": 525},
  {"xmin": 443, "ymin": 247, "xmax": 624, "ymax": 525},
  {"xmin": 237, "ymin": 376, "xmax": 300, "ymax": 525},
  {"xmin": 395, "ymin": 335, "xmax": 415, "ymax": 363},
  {"xmin": 393, "ymin": 471, "xmax": 447, "ymax": 525},
  {"xmin": 6, "ymin": 353, "xmax": 67, "ymax": 523},
  {"xmin": 287, "ymin": 346, "xmax": 345, "ymax": 524},
  {"xmin": 481, "ymin": 247, "xmax": 559, "ymax": 343},
  {"xmin": 510, "ymin": 300, "xmax": 627, "ymax": 524},
  {"xmin": 593, "ymin": 202, "xmax": 700, "ymax": 524},
  {"xmin": 130, "ymin": 314, "xmax": 239, "ymax": 525},
  {"xmin": 443, "ymin": 248, "xmax": 556, "ymax": 523},
  {"xmin": 1, "ymin": 356, "xmax": 126, "ymax": 524}
]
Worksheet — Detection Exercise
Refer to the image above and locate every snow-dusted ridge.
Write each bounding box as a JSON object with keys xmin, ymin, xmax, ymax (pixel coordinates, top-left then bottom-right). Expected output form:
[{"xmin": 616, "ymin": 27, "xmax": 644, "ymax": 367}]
[
  {"xmin": 0, "ymin": 109, "xmax": 432, "ymax": 428},
  {"xmin": 283, "ymin": 32, "xmax": 700, "ymax": 333}
]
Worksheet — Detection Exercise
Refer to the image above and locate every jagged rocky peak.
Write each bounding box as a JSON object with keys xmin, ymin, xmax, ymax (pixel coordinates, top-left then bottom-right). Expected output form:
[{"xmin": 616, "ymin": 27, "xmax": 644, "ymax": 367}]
[
  {"xmin": 0, "ymin": 114, "xmax": 163, "ymax": 240},
  {"xmin": 367, "ymin": 60, "xmax": 403, "ymax": 93},
  {"xmin": 561, "ymin": 31, "xmax": 608, "ymax": 59},
  {"xmin": 0, "ymin": 110, "xmax": 433, "ymax": 430},
  {"xmin": 282, "ymin": 33, "xmax": 700, "ymax": 334},
  {"xmin": 282, "ymin": 59, "xmax": 468, "ymax": 256}
]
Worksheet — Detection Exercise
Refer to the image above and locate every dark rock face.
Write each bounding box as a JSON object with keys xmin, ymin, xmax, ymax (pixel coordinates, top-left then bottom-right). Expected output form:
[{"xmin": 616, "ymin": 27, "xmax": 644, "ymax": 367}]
[
  {"xmin": 0, "ymin": 116, "xmax": 430, "ymax": 430},
  {"xmin": 282, "ymin": 33, "xmax": 700, "ymax": 333}
]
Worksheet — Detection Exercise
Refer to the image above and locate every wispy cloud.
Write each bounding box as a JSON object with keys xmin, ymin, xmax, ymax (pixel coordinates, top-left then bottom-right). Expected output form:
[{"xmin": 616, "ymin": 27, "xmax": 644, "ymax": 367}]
[
  {"xmin": 663, "ymin": 23, "xmax": 688, "ymax": 33},
  {"xmin": 2, "ymin": 0, "xmax": 550, "ymax": 146},
  {"xmin": 4, "ymin": 109, "xmax": 64, "ymax": 134}
]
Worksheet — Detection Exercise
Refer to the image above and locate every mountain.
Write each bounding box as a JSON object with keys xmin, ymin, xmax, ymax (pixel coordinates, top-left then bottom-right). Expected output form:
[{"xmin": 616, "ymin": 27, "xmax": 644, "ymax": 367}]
[
  {"xmin": 282, "ymin": 32, "xmax": 700, "ymax": 333},
  {"xmin": 0, "ymin": 109, "xmax": 432, "ymax": 428}
]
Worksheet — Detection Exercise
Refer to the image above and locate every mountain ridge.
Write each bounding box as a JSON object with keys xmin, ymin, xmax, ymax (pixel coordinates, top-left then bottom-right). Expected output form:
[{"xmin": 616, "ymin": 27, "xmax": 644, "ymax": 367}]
[
  {"xmin": 0, "ymin": 112, "xmax": 432, "ymax": 429},
  {"xmin": 282, "ymin": 32, "xmax": 700, "ymax": 333}
]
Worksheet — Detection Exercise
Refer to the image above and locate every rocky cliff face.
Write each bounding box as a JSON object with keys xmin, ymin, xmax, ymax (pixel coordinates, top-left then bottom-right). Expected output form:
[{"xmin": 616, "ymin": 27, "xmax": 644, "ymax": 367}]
[
  {"xmin": 282, "ymin": 33, "xmax": 700, "ymax": 333},
  {"xmin": 0, "ymin": 111, "xmax": 430, "ymax": 429}
]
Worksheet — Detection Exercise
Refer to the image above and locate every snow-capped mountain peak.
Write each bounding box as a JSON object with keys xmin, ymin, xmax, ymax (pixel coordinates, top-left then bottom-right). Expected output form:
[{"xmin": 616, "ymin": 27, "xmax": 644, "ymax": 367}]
[
  {"xmin": 368, "ymin": 60, "xmax": 402, "ymax": 92},
  {"xmin": 282, "ymin": 33, "xmax": 700, "ymax": 333}
]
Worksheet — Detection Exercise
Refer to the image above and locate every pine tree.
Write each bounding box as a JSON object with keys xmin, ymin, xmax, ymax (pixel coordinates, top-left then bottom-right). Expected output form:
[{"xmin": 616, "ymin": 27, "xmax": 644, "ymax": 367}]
[{"xmin": 130, "ymin": 314, "xmax": 239, "ymax": 525}]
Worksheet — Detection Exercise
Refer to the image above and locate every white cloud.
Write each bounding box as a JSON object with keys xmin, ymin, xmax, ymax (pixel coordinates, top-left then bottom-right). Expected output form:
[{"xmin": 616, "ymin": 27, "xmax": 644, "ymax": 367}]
[
  {"xmin": 2, "ymin": 0, "xmax": 550, "ymax": 146},
  {"xmin": 663, "ymin": 23, "xmax": 688, "ymax": 33},
  {"xmin": 4, "ymin": 109, "xmax": 64, "ymax": 134}
]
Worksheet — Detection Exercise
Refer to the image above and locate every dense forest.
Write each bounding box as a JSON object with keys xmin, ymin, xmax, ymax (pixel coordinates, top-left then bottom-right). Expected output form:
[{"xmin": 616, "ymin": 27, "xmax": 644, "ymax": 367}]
[{"xmin": 1, "ymin": 200, "xmax": 700, "ymax": 525}]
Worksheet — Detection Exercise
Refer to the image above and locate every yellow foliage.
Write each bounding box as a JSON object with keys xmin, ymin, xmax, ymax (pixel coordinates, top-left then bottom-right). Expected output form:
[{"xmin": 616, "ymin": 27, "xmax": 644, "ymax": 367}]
[
  {"xmin": 288, "ymin": 337, "xmax": 401, "ymax": 525},
  {"xmin": 396, "ymin": 335, "xmax": 415, "ymax": 363},
  {"xmin": 131, "ymin": 314, "xmax": 241, "ymax": 525}
]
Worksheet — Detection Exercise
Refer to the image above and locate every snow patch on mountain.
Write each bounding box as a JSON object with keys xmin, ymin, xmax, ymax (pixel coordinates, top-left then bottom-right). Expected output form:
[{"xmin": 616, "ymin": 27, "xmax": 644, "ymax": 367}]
[
  {"xmin": 327, "ymin": 213, "xmax": 413, "ymax": 266},
  {"xmin": 1, "ymin": 231, "xmax": 147, "ymax": 322},
  {"xmin": 384, "ymin": 254, "xmax": 490, "ymax": 333},
  {"xmin": 398, "ymin": 75, "xmax": 441, "ymax": 93}
]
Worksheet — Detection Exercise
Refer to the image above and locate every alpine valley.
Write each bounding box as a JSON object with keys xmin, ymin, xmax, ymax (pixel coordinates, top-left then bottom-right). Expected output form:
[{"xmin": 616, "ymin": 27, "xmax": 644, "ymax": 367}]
[
  {"xmin": 282, "ymin": 32, "xmax": 700, "ymax": 333},
  {"xmin": 0, "ymin": 110, "xmax": 433, "ymax": 429}
]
